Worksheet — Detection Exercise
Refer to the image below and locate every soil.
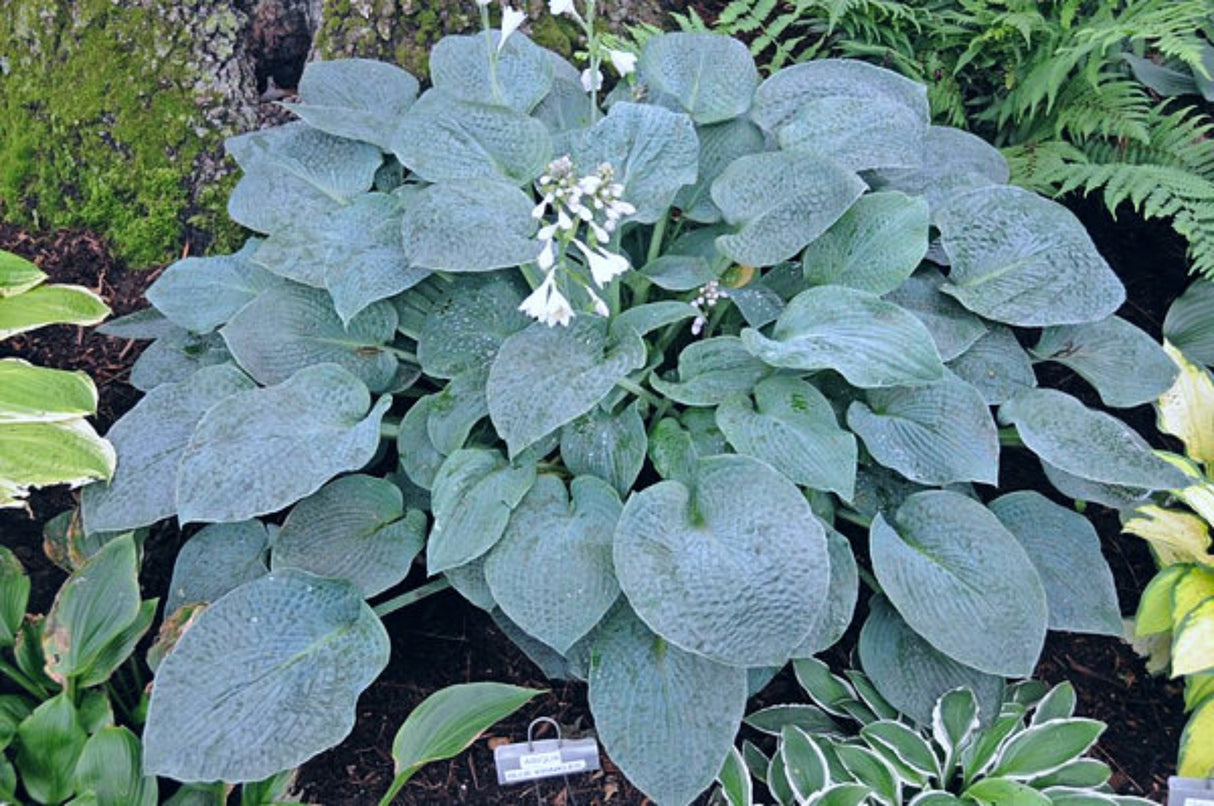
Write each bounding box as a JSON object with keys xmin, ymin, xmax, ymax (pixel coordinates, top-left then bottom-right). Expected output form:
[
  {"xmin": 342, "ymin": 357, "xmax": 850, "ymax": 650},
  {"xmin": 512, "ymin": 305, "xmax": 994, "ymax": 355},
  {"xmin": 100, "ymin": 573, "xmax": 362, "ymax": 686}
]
[{"xmin": 0, "ymin": 205, "xmax": 1197, "ymax": 805}]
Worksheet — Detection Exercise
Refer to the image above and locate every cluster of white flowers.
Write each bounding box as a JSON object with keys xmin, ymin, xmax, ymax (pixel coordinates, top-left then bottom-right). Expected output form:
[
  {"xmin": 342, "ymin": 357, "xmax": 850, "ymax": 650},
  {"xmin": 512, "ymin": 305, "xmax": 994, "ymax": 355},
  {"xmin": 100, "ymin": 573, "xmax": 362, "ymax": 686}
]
[
  {"xmin": 519, "ymin": 156, "xmax": 637, "ymax": 326},
  {"xmin": 690, "ymin": 280, "xmax": 729, "ymax": 336},
  {"xmin": 546, "ymin": 0, "xmax": 637, "ymax": 92}
]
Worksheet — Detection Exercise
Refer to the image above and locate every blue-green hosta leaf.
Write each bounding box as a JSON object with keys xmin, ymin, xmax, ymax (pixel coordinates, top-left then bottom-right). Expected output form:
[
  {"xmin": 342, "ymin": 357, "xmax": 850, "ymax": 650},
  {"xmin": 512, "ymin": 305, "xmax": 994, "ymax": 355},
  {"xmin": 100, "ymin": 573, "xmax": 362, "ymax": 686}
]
[
  {"xmin": 96, "ymin": 307, "xmax": 176, "ymax": 340},
  {"xmin": 774, "ymin": 64, "xmax": 928, "ymax": 171},
  {"xmin": 934, "ymin": 186, "xmax": 1124, "ymax": 327},
  {"xmin": 175, "ymin": 364, "xmax": 391, "ymax": 524},
  {"xmin": 399, "ymin": 179, "xmax": 541, "ymax": 272},
  {"xmin": 717, "ymin": 376, "xmax": 857, "ymax": 498},
  {"xmin": 81, "ymin": 365, "xmax": 255, "ymax": 532},
  {"xmin": 884, "ymin": 269, "xmax": 988, "ymax": 361},
  {"xmin": 129, "ymin": 329, "xmax": 232, "ymax": 392},
  {"xmin": 143, "ymin": 570, "xmax": 389, "ymax": 782},
  {"xmin": 640, "ymin": 254, "xmax": 719, "ymax": 291},
  {"xmin": 741, "ymin": 285, "xmax": 944, "ymax": 388},
  {"xmin": 489, "ymin": 607, "xmax": 578, "ymax": 679},
  {"xmin": 285, "ymin": 58, "xmax": 419, "ymax": 150},
  {"xmin": 650, "ymin": 336, "xmax": 770, "ymax": 406},
  {"xmin": 568, "ymin": 102, "xmax": 700, "ymax": 224},
  {"xmin": 225, "ymin": 122, "xmax": 382, "ymax": 234},
  {"xmin": 638, "ymin": 33, "xmax": 759, "ymax": 124},
  {"xmin": 588, "ymin": 606, "xmax": 748, "ymax": 806},
  {"xmin": 429, "ymin": 32, "xmax": 553, "ymax": 113},
  {"xmin": 858, "ymin": 596, "xmax": 1004, "ymax": 726},
  {"xmin": 871, "ymin": 492, "xmax": 1048, "ymax": 676},
  {"xmin": 1164, "ymin": 279, "xmax": 1214, "ymax": 366},
  {"xmin": 166, "ymin": 520, "xmax": 269, "ymax": 613},
  {"xmin": 533, "ymin": 74, "xmax": 594, "ymax": 136},
  {"xmin": 484, "ymin": 475, "xmax": 622, "ymax": 652},
  {"xmin": 946, "ymin": 325, "xmax": 1037, "ymax": 406},
  {"xmin": 427, "ymin": 448, "xmax": 537, "ymax": 573},
  {"xmin": 252, "ymin": 193, "xmax": 427, "ymax": 324},
  {"xmin": 396, "ymin": 396, "xmax": 447, "ymax": 490},
  {"xmin": 614, "ymin": 454, "xmax": 830, "ymax": 666},
  {"xmin": 1031, "ymin": 316, "xmax": 1178, "ymax": 408},
  {"xmin": 221, "ymin": 285, "xmax": 399, "ymax": 392},
  {"xmin": 1000, "ymin": 388, "xmax": 1188, "ymax": 490},
  {"xmin": 445, "ymin": 556, "xmax": 496, "ymax": 611},
  {"xmin": 427, "ymin": 369, "xmax": 489, "ymax": 455},
  {"xmin": 271, "ymin": 475, "xmax": 425, "ymax": 597},
  {"xmin": 559, "ymin": 402, "xmax": 647, "ymax": 496},
  {"xmin": 487, "ymin": 318, "xmax": 647, "ymax": 457},
  {"xmin": 647, "ymin": 417, "xmax": 700, "ymax": 485},
  {"xmin": 613, "ymin": 301, "xmax": 697, "ymax": 336},
  {"xmin": 792, "ymin": 526, "xmax": 859, "ymax": 657},
  {"xmin": 391, "ymin": 90, "xmax": 552, "ymax": 184},
  {"xmin": 73, "ymin": 725, "xmax": 158, "ymax": 806},
  {"xmin": 712, "ymin": 151, "xmax": 866, "ymax": 267},
  {"xmin": 415, "ymin": 272, "xmax": 532, "ymax": 379},
  {"xmin": 873, "ymin": 126, "xmax": 1009, "ymax": 211},
  {"xmin": 146, "ymin": 239, "xmax": 280, "ymax": 333},
  {"xmin": 802, "ymin": 192, "xmax": 929, "ymax": 295},
  {"xmin": 847, "ymin": 372, "xmax": 999, "ymax": 486},
  {"xmin": 989, "ymin": 491, "xmax": 1121, "ymax": 636},
  {"xmin": 674, "ymin": 118, "xmax": 767, "ymax": 224},
  {"xmin": 1041, "ymin": 460, "xmax": 1153, "ymax": 511}
]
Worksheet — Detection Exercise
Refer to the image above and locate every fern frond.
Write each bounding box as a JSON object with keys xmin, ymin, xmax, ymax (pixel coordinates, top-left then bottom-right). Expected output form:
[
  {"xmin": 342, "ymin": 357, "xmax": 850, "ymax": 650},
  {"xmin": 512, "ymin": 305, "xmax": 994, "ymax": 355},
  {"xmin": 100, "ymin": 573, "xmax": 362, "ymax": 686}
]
[
  {"xmin": 1048, "ymin": 72, "xmax": 1153, "ymax": 143},
  {"xmin": 1075, "ymin": 0, "xmax": 1211, "ymax": 74}
]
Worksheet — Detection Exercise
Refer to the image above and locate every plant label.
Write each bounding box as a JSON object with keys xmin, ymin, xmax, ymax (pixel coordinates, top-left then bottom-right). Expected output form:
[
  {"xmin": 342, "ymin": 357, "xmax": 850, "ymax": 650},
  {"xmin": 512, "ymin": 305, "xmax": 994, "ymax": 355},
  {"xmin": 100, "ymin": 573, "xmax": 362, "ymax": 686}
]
[
  {"xmin": 494, "ymin": 718, "xmax": 601, "ymax": 786},
  {"xmin": 1170, "ymin": 776, "xmax": 1214, "ymax": 806}
]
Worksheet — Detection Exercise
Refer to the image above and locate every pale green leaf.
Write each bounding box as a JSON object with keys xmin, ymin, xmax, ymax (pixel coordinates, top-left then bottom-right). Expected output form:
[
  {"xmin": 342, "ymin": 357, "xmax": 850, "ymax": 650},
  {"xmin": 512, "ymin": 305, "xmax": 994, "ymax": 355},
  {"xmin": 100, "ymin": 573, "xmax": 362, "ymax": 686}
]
[
  {"xmin": 0, "ymin": 359, "xmax": 97, "ymax": 423},
  {"xmin": 0, "ymin": 249, "xmax": 45, "ymax": 296},
  {"xmin": 73, "ymin": 726, "xmax": 157, "ymax": 806},
  {"xmin": 0, "ymin": 284, "xmax": 110, "ymax": 338}
]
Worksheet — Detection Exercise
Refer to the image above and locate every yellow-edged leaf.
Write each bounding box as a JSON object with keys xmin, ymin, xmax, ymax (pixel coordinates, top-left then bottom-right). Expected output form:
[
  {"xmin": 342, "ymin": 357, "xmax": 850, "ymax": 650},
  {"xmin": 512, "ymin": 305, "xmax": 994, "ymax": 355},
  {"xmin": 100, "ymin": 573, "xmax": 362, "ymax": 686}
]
[
  {"xmin": 1159, "ymin": 342, "xmax": 1214, "ymax": 465},
  {"xmin": 1179, "ymin": 685, "xmax": 1214, "ymax": 775},
  {"xmin": 1174, "ymin": 597, "xmax": 1214, "ymax": 676},
  {"xmin": 1177, "ymin": 482, "xmax": 1214, "ymax": 533},
  {"xmin": 0, "ymin": 359, "xmax": 99, "ymax": 423},
  {"xmin": 1174, "ymin": 567, "xmax": 1214, "ymax": 623},
  {"xmin": 1135, "ymin": 564, "xmax": 1188, "ymax": 635},
  {"xmin": 1124, "ymin": 505, "xmax": 1214, "ymax": 566},
  {"xmin": 1186, "ymin": 674, "xmax": 1214, "ymax": 712},
  {"xmin": 0, "ymin": 418, "xmax": 115, "ymax": 497}
]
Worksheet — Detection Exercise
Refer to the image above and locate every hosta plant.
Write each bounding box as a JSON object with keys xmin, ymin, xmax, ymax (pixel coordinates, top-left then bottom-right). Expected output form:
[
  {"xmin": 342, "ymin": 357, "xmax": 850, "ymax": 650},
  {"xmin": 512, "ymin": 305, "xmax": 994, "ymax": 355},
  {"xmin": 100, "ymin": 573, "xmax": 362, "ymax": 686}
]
[
  {"xmin": 80, "ymin": 5, "xmax": 1189, "ymax": 803},
  {"xmin": 723, "ymin": 659, "xmax": 1155, "ymax": 806}
]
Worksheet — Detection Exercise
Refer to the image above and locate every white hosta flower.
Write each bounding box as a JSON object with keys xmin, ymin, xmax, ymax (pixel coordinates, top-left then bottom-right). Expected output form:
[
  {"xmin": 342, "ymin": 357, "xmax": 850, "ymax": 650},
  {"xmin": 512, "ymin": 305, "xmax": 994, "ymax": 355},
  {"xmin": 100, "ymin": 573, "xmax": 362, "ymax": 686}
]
[
  {"xmin": 588, "ymin": 219, "xmax": 610, "ymax": 245},
  {"xmin": 536, "ymin": 239, "xmax": 556, "ymax": 271},
  {"xmin": 519, "ymin": 271, "xmax": 574, "ymax": 327},
  {"xmin": 499, "ymin": 5, "xmax": 526, "ymax": 51},
  {"xmin": 581, "ymin": 68, "xmax": 603, "ymax": 92},
  {"xmin": 585, "ymin": 286, "xmax": 610, "ymax": 317},
  {"xmin": 475, "ymin": 0, "xmax": 492, "ymax": 6},
  {"xmin": 549, "ymin": 0, "xmax": 576, "ymax": 16},
  {"xmin": 606, "ymin": 48, "xmax": 638, "ymax": 76},
  {"xmin": 573, "ymin": 239, "xmax": 630, "ymax": 287}
]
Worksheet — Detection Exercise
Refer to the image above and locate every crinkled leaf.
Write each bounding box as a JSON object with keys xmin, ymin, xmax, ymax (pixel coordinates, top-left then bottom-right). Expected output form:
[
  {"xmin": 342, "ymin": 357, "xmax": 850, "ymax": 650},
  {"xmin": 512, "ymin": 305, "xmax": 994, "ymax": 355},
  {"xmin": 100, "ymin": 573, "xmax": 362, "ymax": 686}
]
[
  {"xmin": 946, "ymin": 325, "xmax": 1037, "ymax": 406},
  {"xmin": 792, "ymin": 526, "xmax": 859, "ymax": 656},
  {"xmin": 1031, "ymin": 317, "xmax": 1177, "ymax": 408},
  {"xmin": 873, "ymin": 126, "xmax": 1009, "ymax": 211},
  {"xmin": 674, "ymin": 118, "xmax": 767, "ymax": 223},
  {"xmin": 166, "ymin": 520, "xmax": 269, "ymax": 612},
  {"xmin": 614, "ymin": 454, "xmax": 830, "ymax": 666},
  {"xmin": 641, "ymin": 254, "xmax": 720, "ymax": 291},
  {"xmin": 935, "ymin": 186, "xmax": 1124, "ymax": 327},
  {"xmin": 129, "ymin": 329, "xmax": 232, "ymax": 392},
  {"xmin": 429, "ymin": 32, "xmax": 553, "ymax": 113},
  {"xmin": 147, "ymin": 239, "xmax": 280, "ymax": 333},
  {"xmin": 445, "ymin": 556, "xmax": 496, "ymax": 611},
  {"xmin": 638, "ymin": 33, "xmax": 759, "ymax": 124},
  {"xmin": 416, "ymin": 272, "xmax": 532, "ymax": 379},
  {"xmin": 426, "ymin": 368, "xmax": 489, "ymax": 455},
  {"xmin": 802, "ymin": 192, "xmax": 929, "ymax": 295},
  {"xmin": 285, "ymin": 58, "xmax": 419, "ymax": 149},
  {"xmin": 884, "ymin": 268, "xmax": 987, "ymax": 361},
  {"xmin": 650, "ymin": 336, "xmax": 770, "ymax": 406},
  {"xmin": 0, "ymin": 283, "xmax": 110, "ymax": 338},
  {"xmin": 176, "ymin": 364, "xmax": 390, "ymax": 523},
  {"xmin": 559, "ymin": 402, "xmax": 647, "ymax": 496},
  {"xmin": 400, "ymin": 179, "xmax": 541, "ymax": 271},
  {"xmin": 1041, "ymin": 459, "xmax": 1152, "ymax": 511},
  {"xmin": 143, "ymin": 570, "xmax": 389, "ymax": 782}
]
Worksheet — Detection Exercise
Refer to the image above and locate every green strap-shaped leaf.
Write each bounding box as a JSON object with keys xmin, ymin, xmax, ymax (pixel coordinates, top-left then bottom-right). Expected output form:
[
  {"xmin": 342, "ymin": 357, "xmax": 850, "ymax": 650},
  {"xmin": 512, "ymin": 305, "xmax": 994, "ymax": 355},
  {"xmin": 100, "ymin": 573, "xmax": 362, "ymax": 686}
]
[
  {"xmin": 847, "ymin": 372, "xmax": 999, "ymax": 485},
  {"xmin": 73, "ymin": 726, "xmax": 158, "ymax": 806},
  {"xmin": 272, "ymin": 475, "xmax": 425, "ymax": 597},
  {"xmin": 0, "ymin": 283, "xmax": 110, "ymax": 338},
  {"xmin": 802, "ymin": 192, "xmax": 929, "ymax": 295},
  {"xmin": 559, "ymin": 403, "xmax": 647, "ymax": 497},
  {"xmin": 744, "ymin": 704, "xmax": 840, "ymax": 736},
  {"xmin": 416, "ymin": 272, "xmax": 533, "ymax": 379},
  {"xmin": 1000, "ymin": 388, "xmax": 1189, "ymax": 490},
  {"xmin": 175, "ymin": 364, "xmax": 390, "ymax": 524},
  {"xmin": 614, "ymin": 454, "xmax": 830, "ymax": 666},
  {"xmin": 989, "ymin": 491, "xmax": 1121, "ymax": 636},
  {"xmin": 81, "ymin": 364, "xmax": 254, "ymax": 532},
  {"xmin": 146, "ymin": 239, "xmax": 280, "ymax": 333},
  {"xmin": 860, "ymin": 721, "xmax": 940, "ymax": 784},
  {"xmin": 429, "ymin": 32, "xmax": 553, "ymax": 113},
  {"xmin": 0, "ymin": 249, "xmax": 45, "ymax": 296},
  {"xmin": 717, "ymin": 376, "xmax": 858, "ymax": 498},
  {"xmin": 285, "ymin": 58, "xmax": 420, "ymax": 150},
  {"xmin": 0, "ymin": 359, "xmax": 97, "ymax": 423},
  {"xmin": 871, "ymin": 491, "xmax": 1048, "ymax": 676},
  {"xmin": 638, "ymin": 33, "xmax": 759, "ymax": 124},
  {"xmin": 484, "ymin": 475, "xmax": 622, "ymax": 653},
  {"xmin": 588, "ymin": 606, "xmax": 748, "ymax": 806},
  {"xmin": 400, "ymin": 179, "xmax": 541, "ymax": 272},
  {"xmin": 934, "ymin": 186, "xmax": 1124, "ymax": 327},
  {"xmin": 143, "ymin": 570, "xmax": 390, "ymax": 782},
  {"xmin": 712, "ymin": 151, "xmax": 866, "ymax": 267},
  {"xmin": 674, "ymin": 118, "xmax": 767, "ymax": 224},
  {"xmin": 946, "ymin": 325, "xmax": 1037, "ymax": 406},
  {"xmin": 427, "ymin": 448, "xmax": 537, "ymax": 573},
  {"xmin": 781, "ymin": 725, "xmax": 829, "ymax": 800},
  {"xmin": 166, "ymin": 520, "xmax": 269, "ymax": 612},
  {"xmin": 650, "ymin": 336, "xmax": 771, "ymax": 407},
  {"xmin": 884, "ymin": 269, "xmax": 988, "ymax": 361},
  {"xmin": 15, "ymin": 694, "xmax": 86, "ymax": 804},
  {"xmin": 964, "ymin": 777, "xmax": 1051, "ymax": 806},
  {"xmin": 0, "ymin": 548, "xmax": 28, "ymax": 649},
  {"xmin": 488, "ymin": 318, "xmax": 647, "ymax": 457},
  {"xmin": 1031, "ymin": 316, "xmax": 1178, "ymax": 408},
  {"xmin": 742, "ymin": 285, "xmax": 944, "ymax": 388},
  {"xmin": 0, "ymin": 418, "xmax": 116, "ymax": 508},
  {"xmin": 221, "ymin": 285, "xmax": 399, "ymax": 392}
]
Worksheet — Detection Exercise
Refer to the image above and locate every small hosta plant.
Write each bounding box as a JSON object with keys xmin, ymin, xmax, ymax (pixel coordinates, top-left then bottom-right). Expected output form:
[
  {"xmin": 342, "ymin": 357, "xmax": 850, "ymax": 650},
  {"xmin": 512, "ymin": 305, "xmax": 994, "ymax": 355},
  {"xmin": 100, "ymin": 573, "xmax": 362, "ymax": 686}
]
[
  {"xmin": 81, "ymin": 2, "xmax": 1188, "ymax": 802},
  {"xmin": 725, "ymin": 659, "xmax": 1155, "ymax": 806}
]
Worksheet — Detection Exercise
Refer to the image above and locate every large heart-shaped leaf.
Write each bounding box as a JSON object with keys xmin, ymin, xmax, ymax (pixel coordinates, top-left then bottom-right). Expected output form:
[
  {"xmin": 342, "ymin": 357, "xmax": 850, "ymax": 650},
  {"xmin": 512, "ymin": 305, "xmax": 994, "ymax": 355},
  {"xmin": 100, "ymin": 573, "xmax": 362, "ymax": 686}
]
[
  {"xmin": 429, "ymin": 32, "xmax": 553, "ymax": 113},
  {"xmin": 934, "ymin": 186, "xmax": 1123, "ymax": 327},
  {"xmin": 81, "ymin": 365, "xmax": 255, "ymax": 532},
  {"xmin": 847, "ymin": 372, "xmax": 999, "ymax": 486},
  {"xmin": 792, "ymin": 526, "xmax": 859, "ymax": 657},
  {"xmin": 488, "ymin": 318, "xmax": 647, "ymax": 457},
  {"xmin": 989, "ymin": 491, "xmax": 1121, "ymax": 636},
  {"xmin": 614, "ymin": 454, "xmax": 830, "ymax": 666},
  {"xmin": 1164, "ymin": 279, "xmax": 1214, "ymax": 366},
  {"xmin": 650, "ymin": 336, "xmax": 771, "ymax": 406},
  {"xmin": 129, "ymin": 329, "xmax": 232, "ymax": 393},
  {"xmin": 1031, "ymin": 316, "xmax": 1178, "ymax": 408},
  {"xmin": 871, "ymin": 491, "xmax": 1048, "ymax": 676},
  {"xmin": 946, "ymin": 325, "xmax": 1037, "ymax": 406},
  {"xmin": 143, "ymin": 570, "xmax": 389, "ymax": 782},
  {"xmin": 415, "ymin": 273, "xmax": 533, "ymax": 379},
  {"xmin": 712, "ymin": 151, "xmax": 866, "ymax": 267},
  {"xmin": 716, "ymin": 376, "xmax": 857, "ymax": 498},
  {"xmin": 272, "ymin": 475, "xmax": 425, "ymax": 597},
  {"xmin": 166, "ymin": 521, "xmax": 269, "ymax": 613},
  {"xmin": 285, "ymin": 59, "xmax": 420, "ymax": 150},
  {"xmin": 559, "ymin": 403, "xmax": 648, "ymax": 497},
  {"xmin": 399, "ymin": 180, "xmax": 541, "ymax": 272},
  {"xmin": 484, "ymin": 475, "xmax": 622, "ymax": 652},
  {"xmin": 883, "ymin": 269, "xmax": 988, "ymax": 361},
  {"xmin": 638, "ymin": 33, "xmax": 759, "ymax": 124},
  {"xmin": 221, "ymin": 285, "xmax": 399, "ymax": 392},
  {"xmin": 742, "ymin": 285, "xmax": 944, "ymax": 388},
  {"xmin": 588, "ymin": 606, "xmax": 748, "ymax": 806},
  {"xmin": 871, "ymin": 125, "xmax": 1008, "ymax": 211},
  {"xmin": 176, "ymin": 364, "xmax": 390, "ymax": 524},
  {"xmin": 146, "ymin": 239, "xmax": 280, "ymax": 334},
  {"xmin": 802, "ymin": 192, "xmax": 929, "ymax": 295},
  {"xmin": 673, "ymin": 118, "xmax": 767, "ymax": 223}
]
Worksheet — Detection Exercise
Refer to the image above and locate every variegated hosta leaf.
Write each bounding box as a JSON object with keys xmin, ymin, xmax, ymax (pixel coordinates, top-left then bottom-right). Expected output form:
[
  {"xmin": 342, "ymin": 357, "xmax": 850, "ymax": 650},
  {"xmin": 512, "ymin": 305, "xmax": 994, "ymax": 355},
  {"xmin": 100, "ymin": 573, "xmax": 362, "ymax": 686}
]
[
  {"xmin": 802, "ymin": 191, "xmax": 929, "ymax": 295},
  {"xmin": 712, "ymin": 151, "xmax": 867, "ymax": 267},
  {"xmin": 166, "ymin": 520, "xmax": 269, "ymax": 613},
  {"xmin": 399, "ymin": 179, "xmax": 541, "ymax": 272},
  {"xmin": 1031, "ymin": 317, "xmax": 1178, "ymax": 408},
  {"xmin": 934, "ymin": 186, "xmax": 1124, "ymax": 327},
  {"xmin": 0, "ymin": 249, "xmax": 45, "ymax": 296},
  {"xmin": 0, "ymin": 284, "xmax": 110, "ymax": 339},
  {"xmin": 614, "ymin": 454, "xmax": 830, "ymax": 666},
  {"xmin": 428, "ymin": 31, "xmax": 553, "ymax": 113},
  {"xmin": 285, "ymin": 58, "xmax": 420, "ymax": 150},
  {"xmin": 638, "ymin": 33, "xmax": 760, "ymax": 124},
  {"xmin": 1157, "ymin": 341, "xmax": 1214, "ymax": 464},
  {"xmin": 588, "ymin": 606, "xmax": 748, "ymax": 806},
  {"xmin": 146, "ymin": 239, "xmax": 281, "ymax": 334},
  {"xmin": 871, "ymin": 491, "xmax": 1048, "ymax": 676},
  {"xmin": 484, "ymin": 475, "xmax": 622, "ymax": 653},
  {"xmin": 175, "ymin": 364, "xmax": 391, "ymax": 524}
]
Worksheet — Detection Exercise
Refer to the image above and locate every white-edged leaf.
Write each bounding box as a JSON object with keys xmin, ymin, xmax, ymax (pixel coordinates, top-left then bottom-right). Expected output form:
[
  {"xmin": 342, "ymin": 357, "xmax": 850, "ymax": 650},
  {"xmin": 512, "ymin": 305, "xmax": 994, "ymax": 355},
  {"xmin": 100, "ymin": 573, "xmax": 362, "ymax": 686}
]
[{"xmin": 991, "ymin": 719, "xmax": 1105, "ymax": 779}]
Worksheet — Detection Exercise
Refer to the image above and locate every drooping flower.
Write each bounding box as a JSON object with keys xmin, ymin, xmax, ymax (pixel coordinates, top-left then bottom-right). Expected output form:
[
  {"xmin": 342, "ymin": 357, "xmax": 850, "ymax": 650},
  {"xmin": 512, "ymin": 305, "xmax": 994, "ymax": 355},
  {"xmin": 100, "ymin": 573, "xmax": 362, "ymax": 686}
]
[
  {"xmin": 518, "ymin": 271, "xmax": 575, "ymax": 327},
  {"xmin": 606, "ymin": 48, "xmax": 638, "ymax": 77},
  {"xmin": 573, "ymin": 239, "xmax": 630, "ymax": 287},
  {"xmin": 585, "ymin": 285, "xmax": 611, "ymax": 317},
  {"xmin": 536, "ymin": 238, "xmax": 556, "ymax": 271},
  {"xmin": 581, "ymin": 68, "xmax": 603, "ymax": 93},
  {"xmin": 499, "ymin": 5, "xmax": 526, "ymax": 51},
  {"xmin": 549, "ymin": 0, "xmax": 577, "ymax": 16}
]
